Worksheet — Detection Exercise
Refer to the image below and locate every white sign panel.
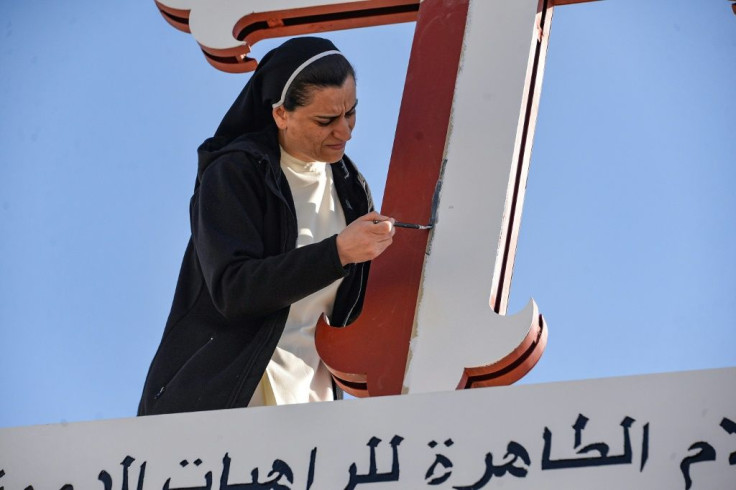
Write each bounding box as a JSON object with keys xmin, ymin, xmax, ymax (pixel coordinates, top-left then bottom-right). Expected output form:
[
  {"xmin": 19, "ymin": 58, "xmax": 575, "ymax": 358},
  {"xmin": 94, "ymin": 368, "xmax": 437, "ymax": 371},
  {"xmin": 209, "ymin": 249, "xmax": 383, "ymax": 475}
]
[{"xmin": 1, "ymin": 368, "xmax": 734, "ymax": 489}]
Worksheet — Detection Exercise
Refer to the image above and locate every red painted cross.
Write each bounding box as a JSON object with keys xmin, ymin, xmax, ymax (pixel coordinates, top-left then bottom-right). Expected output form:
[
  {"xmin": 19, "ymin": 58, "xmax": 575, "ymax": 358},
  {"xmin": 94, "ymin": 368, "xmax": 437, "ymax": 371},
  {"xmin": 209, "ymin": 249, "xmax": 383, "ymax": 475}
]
[{"xmin": 314, "ymin": 0, "xmax": 472, "ymax": 397}]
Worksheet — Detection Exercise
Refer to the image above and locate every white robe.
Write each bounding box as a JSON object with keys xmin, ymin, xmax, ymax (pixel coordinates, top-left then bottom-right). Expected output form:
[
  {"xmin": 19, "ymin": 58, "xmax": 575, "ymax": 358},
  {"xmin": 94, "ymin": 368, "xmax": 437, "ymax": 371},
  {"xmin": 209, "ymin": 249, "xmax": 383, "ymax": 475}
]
[{"xmin": 248, "ymin": 147, "xmax": 346, "ymax": 407}]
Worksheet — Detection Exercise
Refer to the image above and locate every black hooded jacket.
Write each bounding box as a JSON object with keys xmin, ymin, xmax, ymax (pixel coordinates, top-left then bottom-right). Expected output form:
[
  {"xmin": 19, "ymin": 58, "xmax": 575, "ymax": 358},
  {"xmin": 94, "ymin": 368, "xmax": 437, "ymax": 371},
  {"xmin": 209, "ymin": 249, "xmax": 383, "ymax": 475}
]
[{"xmin": 138, "ymin": 38, "xmax": 372, "ymax": 416}]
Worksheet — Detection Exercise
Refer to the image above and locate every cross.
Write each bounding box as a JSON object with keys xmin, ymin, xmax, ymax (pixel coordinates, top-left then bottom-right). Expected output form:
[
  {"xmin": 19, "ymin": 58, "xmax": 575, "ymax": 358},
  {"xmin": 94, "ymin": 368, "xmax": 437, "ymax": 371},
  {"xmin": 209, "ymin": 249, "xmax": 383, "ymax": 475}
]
[{"xmin": 154, "ymin": 0, "xmax": 599, "ymax": 396}]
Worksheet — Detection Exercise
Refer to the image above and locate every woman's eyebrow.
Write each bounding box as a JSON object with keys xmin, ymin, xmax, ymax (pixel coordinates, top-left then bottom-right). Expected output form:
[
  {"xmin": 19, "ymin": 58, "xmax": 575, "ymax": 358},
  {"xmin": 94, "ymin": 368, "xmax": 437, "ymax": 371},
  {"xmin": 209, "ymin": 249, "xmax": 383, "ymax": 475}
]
[{"xmin": 315, "ymin": 100, "xmax": 359, "ymax": 120}]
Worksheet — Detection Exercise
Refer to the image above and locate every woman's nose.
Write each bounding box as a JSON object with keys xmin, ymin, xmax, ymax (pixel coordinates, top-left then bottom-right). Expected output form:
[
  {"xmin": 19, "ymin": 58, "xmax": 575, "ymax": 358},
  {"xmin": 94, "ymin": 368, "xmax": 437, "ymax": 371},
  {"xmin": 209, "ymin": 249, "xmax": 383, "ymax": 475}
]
[{"xmin": 333, "ymin": 116, "xmax": 352, "ymax": 141}]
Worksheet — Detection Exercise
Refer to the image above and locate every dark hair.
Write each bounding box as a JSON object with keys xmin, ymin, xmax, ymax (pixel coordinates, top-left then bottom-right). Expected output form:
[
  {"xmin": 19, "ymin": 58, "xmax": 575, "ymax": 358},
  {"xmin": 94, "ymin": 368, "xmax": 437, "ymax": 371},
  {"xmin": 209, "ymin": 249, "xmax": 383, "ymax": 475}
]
[{"xmin": 282, "ymin": 54, "xmax": 356, "ymax": 111}]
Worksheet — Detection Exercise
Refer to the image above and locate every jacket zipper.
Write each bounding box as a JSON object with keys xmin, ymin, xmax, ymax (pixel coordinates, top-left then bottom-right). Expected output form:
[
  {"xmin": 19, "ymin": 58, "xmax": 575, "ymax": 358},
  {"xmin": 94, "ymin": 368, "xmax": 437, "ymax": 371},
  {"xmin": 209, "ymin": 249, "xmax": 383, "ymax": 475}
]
[
  {"xmin": 341, "ymin": 166, "xmax": 371, "ymax": 325},
  {"xmin": 154, "ymin": 336, "xmax": 214, "ymax": 400}
]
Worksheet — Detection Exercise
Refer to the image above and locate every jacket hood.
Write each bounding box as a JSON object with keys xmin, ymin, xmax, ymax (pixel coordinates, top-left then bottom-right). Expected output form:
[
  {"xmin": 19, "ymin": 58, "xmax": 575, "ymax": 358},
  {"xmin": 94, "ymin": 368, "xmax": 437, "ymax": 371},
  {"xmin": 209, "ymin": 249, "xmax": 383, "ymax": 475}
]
[{"xmin": 196, "ymin": 128, "xmax": 278, "ymax": 181}]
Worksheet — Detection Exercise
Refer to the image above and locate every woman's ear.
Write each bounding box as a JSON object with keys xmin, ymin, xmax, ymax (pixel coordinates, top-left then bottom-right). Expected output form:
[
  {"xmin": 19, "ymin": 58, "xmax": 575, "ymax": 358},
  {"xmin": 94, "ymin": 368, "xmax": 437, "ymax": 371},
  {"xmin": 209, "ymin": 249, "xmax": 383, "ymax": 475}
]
[{"xmin": 272, "ymin": 105, "xmax": 288, "ymax": 130}]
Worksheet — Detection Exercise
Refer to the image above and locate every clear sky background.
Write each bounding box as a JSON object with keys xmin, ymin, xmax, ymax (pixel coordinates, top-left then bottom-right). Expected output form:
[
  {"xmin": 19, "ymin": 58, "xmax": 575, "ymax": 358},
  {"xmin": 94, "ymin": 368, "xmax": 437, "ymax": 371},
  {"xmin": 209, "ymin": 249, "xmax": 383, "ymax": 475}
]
[{"xmin": 1, "ymin": 1, "xmax": 734, "ymax": 429}]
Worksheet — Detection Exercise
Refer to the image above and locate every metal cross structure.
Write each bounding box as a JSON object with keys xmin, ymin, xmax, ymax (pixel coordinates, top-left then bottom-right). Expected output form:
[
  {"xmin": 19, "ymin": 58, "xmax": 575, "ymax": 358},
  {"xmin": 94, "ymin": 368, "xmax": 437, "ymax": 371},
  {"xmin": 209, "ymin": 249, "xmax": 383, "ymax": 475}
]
[{"xmin": 154, "ymin": 0, "xmax": 599, "ymax": 397}]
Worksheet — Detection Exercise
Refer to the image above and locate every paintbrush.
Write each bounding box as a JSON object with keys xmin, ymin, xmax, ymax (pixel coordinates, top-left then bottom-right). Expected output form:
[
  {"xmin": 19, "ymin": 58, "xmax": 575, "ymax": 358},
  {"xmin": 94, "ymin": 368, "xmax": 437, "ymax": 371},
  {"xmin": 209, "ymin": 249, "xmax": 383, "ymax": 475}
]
[
  {"xmin": 372, "ymin": 219, "xmax": 432, "ymax": 229},
  {"xmin": 394, "ymin": 221, "xmax": 433, "ymax": 230}
]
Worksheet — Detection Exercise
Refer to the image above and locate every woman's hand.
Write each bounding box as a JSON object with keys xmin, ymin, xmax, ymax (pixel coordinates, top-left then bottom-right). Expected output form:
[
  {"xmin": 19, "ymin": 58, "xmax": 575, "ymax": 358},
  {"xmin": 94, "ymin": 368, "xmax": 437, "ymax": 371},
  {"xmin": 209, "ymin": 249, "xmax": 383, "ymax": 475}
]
[{"xmin": 336, "ymin": 211, "xmax": 395, "ymax": 265}]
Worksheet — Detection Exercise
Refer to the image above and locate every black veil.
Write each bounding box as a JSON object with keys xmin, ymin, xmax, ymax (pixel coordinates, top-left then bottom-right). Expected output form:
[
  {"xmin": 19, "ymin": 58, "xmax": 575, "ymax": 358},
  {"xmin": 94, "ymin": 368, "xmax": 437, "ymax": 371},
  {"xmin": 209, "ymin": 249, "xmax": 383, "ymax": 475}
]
[{"xmin": 213, "ymin": 37, "xmax": 342, "ymax": 145}]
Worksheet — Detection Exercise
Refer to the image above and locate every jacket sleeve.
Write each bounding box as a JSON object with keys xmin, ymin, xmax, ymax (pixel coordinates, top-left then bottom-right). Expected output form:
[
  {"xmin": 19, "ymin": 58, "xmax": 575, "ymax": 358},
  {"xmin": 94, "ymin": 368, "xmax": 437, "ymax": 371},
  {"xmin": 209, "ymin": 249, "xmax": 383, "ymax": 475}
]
[{"xmin": 191, "ymin": 155, "xmax": 350, "ymax": 321}]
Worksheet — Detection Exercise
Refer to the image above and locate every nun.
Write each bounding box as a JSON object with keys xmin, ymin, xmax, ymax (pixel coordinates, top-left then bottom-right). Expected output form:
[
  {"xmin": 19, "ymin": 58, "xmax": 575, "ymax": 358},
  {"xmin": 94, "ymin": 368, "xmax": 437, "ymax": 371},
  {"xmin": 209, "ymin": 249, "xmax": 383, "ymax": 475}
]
[{"xmin": 138, "ymin": 37, "xmax": 395, "ymax": 415}]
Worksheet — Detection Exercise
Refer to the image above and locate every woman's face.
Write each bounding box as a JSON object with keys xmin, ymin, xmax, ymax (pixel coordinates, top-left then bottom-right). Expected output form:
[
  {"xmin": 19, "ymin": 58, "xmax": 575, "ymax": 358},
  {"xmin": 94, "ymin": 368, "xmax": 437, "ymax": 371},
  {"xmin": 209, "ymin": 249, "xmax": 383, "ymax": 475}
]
[{"xmin": 273, "ymin": 76, "xmax": 357, "ymax": 163}]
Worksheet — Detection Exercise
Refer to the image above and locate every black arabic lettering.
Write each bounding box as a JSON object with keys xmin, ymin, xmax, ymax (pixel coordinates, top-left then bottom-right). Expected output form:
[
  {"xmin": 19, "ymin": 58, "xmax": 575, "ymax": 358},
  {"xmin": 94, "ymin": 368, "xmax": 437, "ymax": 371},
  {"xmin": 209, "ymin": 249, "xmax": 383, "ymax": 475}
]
[
  {"xmin": 542, "ymin": 414, "xmax": 639, "ymax": 470},
  {"xmin": 262, "ymin": 460, "xmax": 294, "ymax": 490},
  {"xmin": 680, "ymin": 442, "xmax": 716, "ymax": 490},
  {"xmin": 219, "ymin": 453, "xmax": 294, "ymax": 490},
  {"xmin": 305, "ymin": 447, "xmax": 317, "ymax": 490},
  {"xmin": 345, "ymin": 435, "xmax": 404, "ymax": 489},
  {"xmin": 452, "ymin": 441, "xmax": 530, "ymax": 490},
  {"xmin": 452, "ymin": 453, "xmax": 494, "ymax": 490},
  {"xmin": 124, "ymin": 456, "xmax": 147, "ymax": 490},
  {"xmin": 163, "ymin": 457, "xmax": 212, "ymax": 490},
  {"xmin": 98, "ymin": 456, "xmax": 147, "ymax": 490},
  {"xmin": 99, "ymin": 469, "xmax": 112, "ymax": 490},
  {"xmin": 500, "ymin": 442, "xmax": 531, "ymax": 478},
  {"xmin": 425, "ymin": 439, "xmax": 454, "ymax": 485},
  {"xmin": 720, "ymin": 417, "xmax": 736, "ymax": 466},
  {"xmin": 640, "ymin": 422, "xmax": 649, "ymax": 472}
]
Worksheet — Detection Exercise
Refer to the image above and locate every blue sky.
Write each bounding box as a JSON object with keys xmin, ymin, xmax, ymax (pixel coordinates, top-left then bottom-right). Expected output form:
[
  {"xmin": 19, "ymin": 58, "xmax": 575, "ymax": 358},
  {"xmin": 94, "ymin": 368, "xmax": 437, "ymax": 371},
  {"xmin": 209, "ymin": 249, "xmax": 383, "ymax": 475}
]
[{"xmin": 1, "ymin": 0, "xmax": 734, "ymax": 429}]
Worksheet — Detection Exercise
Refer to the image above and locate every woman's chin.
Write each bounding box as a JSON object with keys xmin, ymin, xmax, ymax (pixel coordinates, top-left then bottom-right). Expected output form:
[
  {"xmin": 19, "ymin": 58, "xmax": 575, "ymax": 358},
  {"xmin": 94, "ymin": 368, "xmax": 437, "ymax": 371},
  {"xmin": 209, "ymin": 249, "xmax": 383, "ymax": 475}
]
[{"xmin": 321, "ymin": 150, "xmax": 345, "ymax": 163}]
